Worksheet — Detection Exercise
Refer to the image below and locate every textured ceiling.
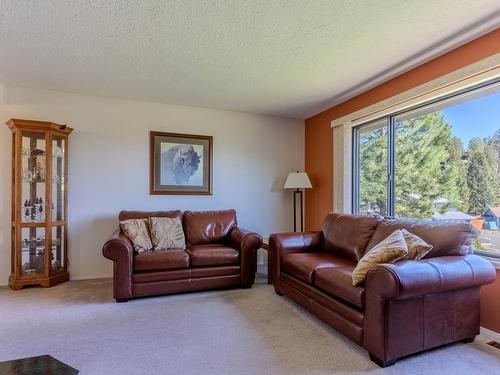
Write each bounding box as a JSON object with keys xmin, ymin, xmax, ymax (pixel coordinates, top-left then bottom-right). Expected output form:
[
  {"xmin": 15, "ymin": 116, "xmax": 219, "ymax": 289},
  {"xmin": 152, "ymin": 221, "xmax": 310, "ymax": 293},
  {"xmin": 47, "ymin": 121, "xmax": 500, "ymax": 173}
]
[{"xmin": 0, "ymin": 1, "xmax": 499, "ymax": 119}]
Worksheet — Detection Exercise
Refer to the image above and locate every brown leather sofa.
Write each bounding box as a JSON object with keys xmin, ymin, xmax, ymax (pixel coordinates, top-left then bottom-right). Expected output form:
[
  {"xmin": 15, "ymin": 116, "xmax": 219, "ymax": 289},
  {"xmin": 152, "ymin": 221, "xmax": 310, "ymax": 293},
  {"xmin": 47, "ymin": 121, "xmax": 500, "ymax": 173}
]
[
  {"xmin": 270, "ymin": 213, "xmax": 496, "ymax": 367},
  {"xmin": 103, "ymin": 209, "xmax": 262, "ymax": 302}
]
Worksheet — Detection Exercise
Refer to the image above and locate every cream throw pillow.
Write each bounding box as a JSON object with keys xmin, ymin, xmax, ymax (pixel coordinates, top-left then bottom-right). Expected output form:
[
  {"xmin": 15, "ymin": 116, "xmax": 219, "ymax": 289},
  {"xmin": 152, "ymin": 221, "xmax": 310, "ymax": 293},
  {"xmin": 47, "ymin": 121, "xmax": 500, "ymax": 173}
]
[
  {"xmin": 352, "ymin": 230, "xmax": 408, "ymax": 286},
  {"xmin": 401, "ymin": 229, "xmax": 433, "ymax": 260},
  {"xmin": 119, "ymin": 218, "xmax": 153, "ymax": 253},
  {"xmin": 149, "ymin": 217, "xmax": 186, "ymax": 250}
]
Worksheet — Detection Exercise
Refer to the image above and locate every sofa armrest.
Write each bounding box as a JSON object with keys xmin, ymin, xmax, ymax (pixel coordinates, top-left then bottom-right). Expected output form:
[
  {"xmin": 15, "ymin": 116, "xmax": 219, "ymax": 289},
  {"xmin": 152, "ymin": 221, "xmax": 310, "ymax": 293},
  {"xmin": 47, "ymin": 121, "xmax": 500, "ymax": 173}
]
[
  {"xmin": 269, "ymin": 232, "xmax": 323, "ymax": 257},
  {"xmin": 102, "ymin": 229, "xmax": 134, "ymax": 300},
  {"xmin": 102, "ymin": 229, "xmax": 134, "ymax": 261},
  {"xmin": 269, "ymin": 232, "xmax": 323, "ymax": 292},
  {"xmin": 366, "ymin": 255, "xmax": 496, "ymax": 300},
  {"xmin": 364, "ymin": 254, "xmax": 495, "ymax": 364},
  {"xmin": 228, "ymin": 227, "xmax": 263, "ymax": 287}
]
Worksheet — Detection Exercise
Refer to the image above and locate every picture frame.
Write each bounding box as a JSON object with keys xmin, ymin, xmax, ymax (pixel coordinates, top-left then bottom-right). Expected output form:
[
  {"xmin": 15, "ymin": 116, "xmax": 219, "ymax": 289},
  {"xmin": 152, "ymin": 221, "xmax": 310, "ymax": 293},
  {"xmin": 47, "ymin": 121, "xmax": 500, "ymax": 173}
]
[{"xmin": 149, "ymin": 131, "xmax": 213, "ymax": 195}]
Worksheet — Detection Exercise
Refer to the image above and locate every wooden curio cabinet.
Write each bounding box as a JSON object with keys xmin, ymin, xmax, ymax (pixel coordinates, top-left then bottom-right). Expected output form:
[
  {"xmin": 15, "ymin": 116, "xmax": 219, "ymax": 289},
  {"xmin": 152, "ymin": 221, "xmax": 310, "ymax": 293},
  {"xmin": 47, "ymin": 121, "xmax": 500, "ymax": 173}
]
[{"xmin": 6, "ymin": 119, "xmax": 73, "ymax": 290}]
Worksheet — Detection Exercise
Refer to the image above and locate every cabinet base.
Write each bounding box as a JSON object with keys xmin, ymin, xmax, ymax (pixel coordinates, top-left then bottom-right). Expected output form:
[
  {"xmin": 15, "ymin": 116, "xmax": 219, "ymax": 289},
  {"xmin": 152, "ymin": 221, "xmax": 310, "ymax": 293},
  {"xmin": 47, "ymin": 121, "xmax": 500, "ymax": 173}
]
[{"xmin": 8, "ymin": 272, "xmax": 69, "ymax": 290}]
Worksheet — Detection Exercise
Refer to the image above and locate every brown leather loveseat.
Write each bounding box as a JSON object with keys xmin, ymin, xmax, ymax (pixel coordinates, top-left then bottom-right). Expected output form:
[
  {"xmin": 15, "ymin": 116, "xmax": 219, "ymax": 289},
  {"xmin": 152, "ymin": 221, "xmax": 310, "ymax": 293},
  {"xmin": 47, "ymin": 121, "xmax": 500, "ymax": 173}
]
[
  {"xmin": 270, "ymin": 213, "xmax": 496, "ymax": 367},
  {"xmin": 103, "ymin": 209, "xmax": 262, "ymax": 302}
]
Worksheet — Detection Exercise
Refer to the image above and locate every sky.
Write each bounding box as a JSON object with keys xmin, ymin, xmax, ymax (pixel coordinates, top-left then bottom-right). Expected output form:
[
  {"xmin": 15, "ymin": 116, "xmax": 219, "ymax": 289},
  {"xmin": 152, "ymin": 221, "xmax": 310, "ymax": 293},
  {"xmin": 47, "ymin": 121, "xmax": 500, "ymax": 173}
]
[{"xmin": 442, "ymin": 92, "xmax": 500, "ymax": 146}]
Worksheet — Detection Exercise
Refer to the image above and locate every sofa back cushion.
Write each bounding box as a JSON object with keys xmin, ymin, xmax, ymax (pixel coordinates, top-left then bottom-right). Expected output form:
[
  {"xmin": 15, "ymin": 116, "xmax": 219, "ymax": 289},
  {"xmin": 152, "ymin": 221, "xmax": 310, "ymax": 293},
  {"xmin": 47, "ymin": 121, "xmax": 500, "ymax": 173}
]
[
  {"xmin": 321, "ymin": 213, "xmax": 383, "ymax": 262},
  {"xmin": 183, "ymin": 209, "xmax": 237, "ymax": 245},
  {"xmin": 119, "ymin": 210, "xmax": 183, "ymax": 221},
  {"xmin": 366, "ymin": 218, "xmax": 479, "ymax": 258}
]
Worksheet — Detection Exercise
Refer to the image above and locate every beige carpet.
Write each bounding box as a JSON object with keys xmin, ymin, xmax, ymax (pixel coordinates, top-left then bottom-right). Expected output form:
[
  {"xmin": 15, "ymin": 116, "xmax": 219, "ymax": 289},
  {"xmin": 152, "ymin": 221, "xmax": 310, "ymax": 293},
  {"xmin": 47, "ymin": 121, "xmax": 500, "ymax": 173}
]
[{"xmin": 0, "ymin": 274, "xmax": 499, "ymax": 375}]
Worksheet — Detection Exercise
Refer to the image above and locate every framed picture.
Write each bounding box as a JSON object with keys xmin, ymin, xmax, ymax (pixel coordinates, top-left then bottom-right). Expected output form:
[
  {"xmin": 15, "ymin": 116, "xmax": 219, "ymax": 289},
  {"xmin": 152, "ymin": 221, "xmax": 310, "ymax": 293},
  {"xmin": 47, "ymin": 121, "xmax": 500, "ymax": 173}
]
[{"xmin": 150, "ymin": 131, "xmax": 213, "ymax": 195}]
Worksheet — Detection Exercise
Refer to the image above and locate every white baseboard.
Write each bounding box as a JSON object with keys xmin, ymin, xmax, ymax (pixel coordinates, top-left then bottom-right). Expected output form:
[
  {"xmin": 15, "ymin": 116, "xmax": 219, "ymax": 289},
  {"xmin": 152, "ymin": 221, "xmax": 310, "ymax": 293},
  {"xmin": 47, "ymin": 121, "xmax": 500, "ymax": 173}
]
[
  {"xmin": 70, "ymin": 274, "xmax": 112, "ymax": 281},
  {"xmin": 481, "ymin": 327, "xmax": 500, "ymax": 341}
]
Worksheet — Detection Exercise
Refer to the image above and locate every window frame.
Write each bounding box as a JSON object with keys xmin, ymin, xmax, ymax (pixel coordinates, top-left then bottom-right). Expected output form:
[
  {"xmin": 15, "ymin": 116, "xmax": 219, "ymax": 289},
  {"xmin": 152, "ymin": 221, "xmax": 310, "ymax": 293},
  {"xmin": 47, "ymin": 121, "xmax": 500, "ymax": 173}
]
[{"xmin": 352, "ymin": 77, "xmax": 500, "ymax": 258}]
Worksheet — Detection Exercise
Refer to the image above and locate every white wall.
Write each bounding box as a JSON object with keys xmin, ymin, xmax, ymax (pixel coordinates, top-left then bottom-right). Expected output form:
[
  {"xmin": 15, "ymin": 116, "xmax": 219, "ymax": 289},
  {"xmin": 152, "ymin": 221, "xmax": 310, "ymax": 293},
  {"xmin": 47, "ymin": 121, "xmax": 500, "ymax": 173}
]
[{"xmin": 0, "ymin": 84, "xmax": 304, "ymax": 283}]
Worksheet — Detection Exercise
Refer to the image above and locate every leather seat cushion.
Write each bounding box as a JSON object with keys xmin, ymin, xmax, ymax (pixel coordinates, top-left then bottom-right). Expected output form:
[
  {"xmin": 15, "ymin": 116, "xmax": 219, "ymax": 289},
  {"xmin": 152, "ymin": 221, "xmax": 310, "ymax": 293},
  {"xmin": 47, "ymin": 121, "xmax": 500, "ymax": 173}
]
[
  {"xmin": 281, "ymin": 252, "xmax": 355, "ymax": 284},
  {"xmin": 183, "ymin": 210, "xmax": 237, "ymax": 245},
  {"xmin": 322, "ymin": 213, "xmax": 382, "ymax": 262},
  {"xmin": 134, "ymin": 250, "xmax": 190, "ymax": 272},
  {"xmin": 187, "ymin": 244, "xmax": 239, "ymax": 266},
  {"xmin": 314, "ymin": 267, "xmax": 365, "ymax": 309}
]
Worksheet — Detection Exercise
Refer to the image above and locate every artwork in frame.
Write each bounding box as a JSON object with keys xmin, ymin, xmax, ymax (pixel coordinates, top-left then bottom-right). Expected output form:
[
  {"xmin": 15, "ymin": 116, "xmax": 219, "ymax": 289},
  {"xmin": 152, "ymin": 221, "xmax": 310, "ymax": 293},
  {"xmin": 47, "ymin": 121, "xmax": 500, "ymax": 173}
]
[{"xmin": 150, "ymin": 131, "xmax": 213, "ymax": 195}]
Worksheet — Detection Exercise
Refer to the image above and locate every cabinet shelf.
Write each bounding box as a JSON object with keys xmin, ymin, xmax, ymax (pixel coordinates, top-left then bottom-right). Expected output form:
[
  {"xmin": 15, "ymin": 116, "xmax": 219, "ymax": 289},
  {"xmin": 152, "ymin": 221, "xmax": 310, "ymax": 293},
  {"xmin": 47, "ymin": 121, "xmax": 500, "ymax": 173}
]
[{"xmin": 14, "ymin": 221, "xmax": 66, "ymax": 227}]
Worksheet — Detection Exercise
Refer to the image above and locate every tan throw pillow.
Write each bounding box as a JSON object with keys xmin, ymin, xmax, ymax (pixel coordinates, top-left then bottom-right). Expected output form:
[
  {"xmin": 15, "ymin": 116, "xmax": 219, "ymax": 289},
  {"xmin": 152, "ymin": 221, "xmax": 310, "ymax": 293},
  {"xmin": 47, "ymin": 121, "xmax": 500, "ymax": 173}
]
[
  {"xmin": 119, "ymin": 218, "xmax": 153, "ymax": 253},
  {"xmin": 401, "ymin": 229, "xmax": 433, "ymax": 260},
  {"xmin": 149, "ymin": 217, "xmax": 186, "ymax": 250},
  {"xmin": 352, "ymin": 229, "xmax": 408, "ymax": 286}
]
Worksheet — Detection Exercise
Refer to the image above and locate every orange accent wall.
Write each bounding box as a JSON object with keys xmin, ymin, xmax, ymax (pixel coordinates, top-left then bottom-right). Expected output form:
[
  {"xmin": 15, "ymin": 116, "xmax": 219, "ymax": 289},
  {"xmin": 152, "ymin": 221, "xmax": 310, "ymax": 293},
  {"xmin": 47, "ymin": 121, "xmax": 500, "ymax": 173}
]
[
  {"xmin": 481, "ymin": 270, "xmax": 500, "ymax": 333},
  {"xmin": 305, "ymin": 28, "xmax": 500, "ymax": 232},
  {"xmin": 304, "ymin": 28, "xmax": 500, "ymax": 333}
]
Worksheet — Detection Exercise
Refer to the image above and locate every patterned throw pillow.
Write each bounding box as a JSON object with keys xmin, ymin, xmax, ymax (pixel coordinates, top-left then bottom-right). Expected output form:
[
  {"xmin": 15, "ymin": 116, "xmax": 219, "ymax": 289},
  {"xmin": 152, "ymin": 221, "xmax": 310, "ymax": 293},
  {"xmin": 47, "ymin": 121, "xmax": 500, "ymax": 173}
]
[
  {"xmin": 352, "ymin": 229, "xmax": 408, "ymax": 286},
  {"xmin": 119, "ymin": 218, "xmax": 153, "ymax": 253},
  {"xmin": 401, "ymin": 229, "xmax": 433, "ymax": 260},
  {"xmin": 149, "ymin": 217, "xmax": 186, "ymax": 250}
]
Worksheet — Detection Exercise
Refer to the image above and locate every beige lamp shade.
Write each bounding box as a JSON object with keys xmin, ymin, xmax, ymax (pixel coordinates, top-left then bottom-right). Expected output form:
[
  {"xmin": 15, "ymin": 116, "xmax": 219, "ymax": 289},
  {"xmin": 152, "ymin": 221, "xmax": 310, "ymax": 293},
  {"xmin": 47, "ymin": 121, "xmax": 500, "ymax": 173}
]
[{"xmin": 284, "ymin": 172, "xmax": 312, "ymax": 189}]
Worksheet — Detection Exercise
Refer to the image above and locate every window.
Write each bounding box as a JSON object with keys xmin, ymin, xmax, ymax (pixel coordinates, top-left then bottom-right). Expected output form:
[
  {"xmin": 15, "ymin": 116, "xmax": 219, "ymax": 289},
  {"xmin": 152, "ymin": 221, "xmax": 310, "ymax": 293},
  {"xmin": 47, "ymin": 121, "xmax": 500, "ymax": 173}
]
[
  {"xmin": 354, "ymin": 119, "xmax": 388, "ymax": 216},
  {"xmin": 353, "ymin": 79, "xmax": 500, "ymax": 257}
]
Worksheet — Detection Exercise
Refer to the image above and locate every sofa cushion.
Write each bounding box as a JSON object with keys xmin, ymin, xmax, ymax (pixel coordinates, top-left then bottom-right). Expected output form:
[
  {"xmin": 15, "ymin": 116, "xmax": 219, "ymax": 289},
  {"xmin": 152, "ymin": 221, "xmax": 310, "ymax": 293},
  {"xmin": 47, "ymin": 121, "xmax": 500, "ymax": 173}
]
[
  {"xmin": 401, "ymin": 229, "xmax": 433, "ymax": 260},
  {"xmin": 119, "ymin": 218, "xmax": 153, "ymax": 253},
  {"xmin": 366, "ymin": 218, "xmax": 478, "ymax": 258},
  {"xmin": 183, "ymin": 210, "xmax": 237, "ymax": 245},
  {"xmin": 314, "ymin": 267, "xmax": 365, "ymax": 309},
  {"xmin": 149, "ymin": 217, "xmax": 186, "ymax": 250},
  {"xmin": 119, "ymin": 210, "xmax": 183, "ymax": 221},
  {"xmin": 281, "ymin": 252, "xmax": 355, "ymax": 284},
  {"xmin": 321, "ymin": 213, "xmax": 382, "ymax": 262},
  {"xmin": 352, "ymin": 230, "xmax": 408, "ymax": 286},
  {"xmin": 134, "ymin": 250, "xmax": 190, "ymax": 272},
  {"xmin": 187, "ymin": 244, "xmax": 239, "ymax": 266}
]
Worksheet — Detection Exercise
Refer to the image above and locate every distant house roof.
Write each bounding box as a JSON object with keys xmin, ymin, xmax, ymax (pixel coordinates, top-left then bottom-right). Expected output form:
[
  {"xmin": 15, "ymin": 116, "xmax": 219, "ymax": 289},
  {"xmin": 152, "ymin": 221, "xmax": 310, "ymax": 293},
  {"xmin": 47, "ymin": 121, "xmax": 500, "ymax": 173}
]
[
  {"xmin": 486, "ymin": 207, "xmax": 500, "ymax": 218},
  {"xmin": 432, "ymin": 209, "xmax": 475, "ymax": 221},
  {"xmin": 433, "ymin": 197, "xmax": 449, "ymax": 205}
]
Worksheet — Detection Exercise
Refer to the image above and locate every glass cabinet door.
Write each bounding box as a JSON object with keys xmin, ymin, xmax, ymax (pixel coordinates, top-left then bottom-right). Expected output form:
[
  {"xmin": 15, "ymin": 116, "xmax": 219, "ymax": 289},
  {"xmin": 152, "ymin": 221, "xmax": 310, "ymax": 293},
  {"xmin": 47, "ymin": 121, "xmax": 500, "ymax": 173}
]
[
  {"xmin": 20, "ymin": 226, "xmax": 45, "ymax": 275},
  {"xmin": 21, "ymin": 131, "xmax": 47, "ymax": 223},
  {"xmin": 51, "ymin": 135, "xmax": 66, "ymax": 222},
  {"xmin": 51, "ymin": 225, "xmax": 66, "ymax": 272}
]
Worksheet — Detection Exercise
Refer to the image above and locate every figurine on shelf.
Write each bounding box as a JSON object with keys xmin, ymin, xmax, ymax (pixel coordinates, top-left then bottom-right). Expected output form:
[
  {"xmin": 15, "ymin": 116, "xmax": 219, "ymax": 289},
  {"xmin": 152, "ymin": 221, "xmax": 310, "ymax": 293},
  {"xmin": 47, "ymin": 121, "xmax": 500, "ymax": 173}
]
[
  {"xmin": 30, "ymin": 148, "xmax": 45, "ymax": 157},
  {"xmin": 51, "ymin": 260, "xmax": 61, "ymax": 272},
  {"xmin": 23, "ymin": 200, "xmax": 31, "ymax": 221},
  {"xmin": 23, "ymin": 262, "xmax": 36, "ymax": 274},
  {"xmin": 33, "ymin": 161, "xmax": 46, "ymax": 182},
  {"xmin": 23, "ymin": 169, "xmax": 34, "ymax": 182},
  {"xmin": 38, "ymin": 204, "xmax": 44, "ymax": 221},
  {"xmin": 52, "ymin": 146, "xmax": 63, "ymax": 158},
  {"xmin": 24, "ymin": 208, "xmax": 30, "ymax": 221}
]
